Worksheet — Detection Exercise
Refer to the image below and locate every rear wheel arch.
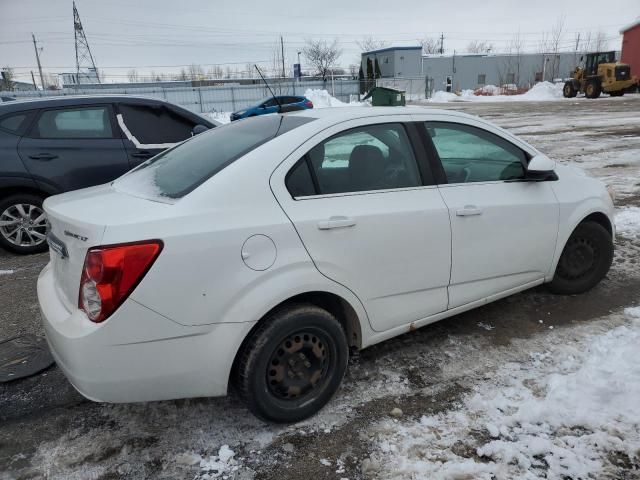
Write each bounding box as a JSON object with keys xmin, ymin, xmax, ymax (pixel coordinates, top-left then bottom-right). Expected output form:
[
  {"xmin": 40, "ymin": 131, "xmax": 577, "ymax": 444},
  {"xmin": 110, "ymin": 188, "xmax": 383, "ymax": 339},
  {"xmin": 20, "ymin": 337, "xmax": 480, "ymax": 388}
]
[
  {"xmin": 228, "ymin": 291, "xmax": 362, "ymax": 389},
  {"xmin": 0, "ymin": 186, "xmax": 49, "ymax": 202}
]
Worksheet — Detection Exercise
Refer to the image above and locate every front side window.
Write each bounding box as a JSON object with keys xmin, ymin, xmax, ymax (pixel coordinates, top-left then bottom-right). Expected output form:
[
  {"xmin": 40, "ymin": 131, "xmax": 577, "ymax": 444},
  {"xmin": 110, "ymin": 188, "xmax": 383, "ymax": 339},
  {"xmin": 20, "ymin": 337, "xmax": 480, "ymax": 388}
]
[
  {"xmin": 35, "ymin": 107, "xmax": 113, "ymax": 139},
  {"xmin": 286, "ymin": 123, "xmax": 422, "ymax": 197},
  {"xmin": 426, "ymin": 122, "xmax": 526, "ymax": 183},
  {"xmin": 0, "ymin": 113, "xmax": 30, "ymax": 133}
]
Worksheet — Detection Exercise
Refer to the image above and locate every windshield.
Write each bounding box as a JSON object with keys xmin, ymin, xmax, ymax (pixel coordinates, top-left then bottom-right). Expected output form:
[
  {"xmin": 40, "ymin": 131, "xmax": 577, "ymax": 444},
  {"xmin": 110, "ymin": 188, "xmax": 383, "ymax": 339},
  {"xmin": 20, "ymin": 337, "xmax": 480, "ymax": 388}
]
[{"xmin": 115, "ymin": 114, "xmax": 314, "ymax": 199}]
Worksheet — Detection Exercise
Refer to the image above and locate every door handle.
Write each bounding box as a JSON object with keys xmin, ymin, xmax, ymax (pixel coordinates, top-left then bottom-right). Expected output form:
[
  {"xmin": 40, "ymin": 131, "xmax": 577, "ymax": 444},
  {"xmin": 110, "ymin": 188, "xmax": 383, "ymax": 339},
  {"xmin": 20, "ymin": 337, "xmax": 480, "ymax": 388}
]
[
  {"xmin": 28, "ymin": 153, "xmax": 58, "ymax": 161},
  {"xmin": 456, "ymin": 205, "xmax": 483, "ymax": 217},
  {"xmin": 317, "ymin": 216, "xmax": 356, "ymax": 230},
  {"xmin": 131, "ymin": 151, "xmax": 152, "ymax": 158}
]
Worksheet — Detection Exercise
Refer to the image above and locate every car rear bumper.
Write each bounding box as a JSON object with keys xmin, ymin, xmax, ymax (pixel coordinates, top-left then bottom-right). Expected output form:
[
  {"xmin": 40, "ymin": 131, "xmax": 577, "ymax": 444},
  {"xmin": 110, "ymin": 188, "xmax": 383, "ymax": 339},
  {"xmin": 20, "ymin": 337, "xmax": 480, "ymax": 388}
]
[{"xmin": 37, "ymin": 262, "xmax": 255, "ymax": 403}]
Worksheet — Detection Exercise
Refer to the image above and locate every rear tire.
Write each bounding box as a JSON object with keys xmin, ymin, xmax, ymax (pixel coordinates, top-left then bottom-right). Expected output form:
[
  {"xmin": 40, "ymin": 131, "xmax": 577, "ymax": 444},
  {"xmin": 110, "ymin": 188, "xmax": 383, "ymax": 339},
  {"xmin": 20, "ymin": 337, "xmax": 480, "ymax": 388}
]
[
  {"xmin": 233, "ymin": 304, "xmax": 349, "ymax": 423},
  {"xmin": 547, "ymin": 221, "xmax": 613, "ymax": 295},
  {"xmin": 0, "ymin": 194, "xmax": 48, "ymax": 255},
  {"xmin": 609, "ymin": 90, "xmax": 624, "ymax": 97}
]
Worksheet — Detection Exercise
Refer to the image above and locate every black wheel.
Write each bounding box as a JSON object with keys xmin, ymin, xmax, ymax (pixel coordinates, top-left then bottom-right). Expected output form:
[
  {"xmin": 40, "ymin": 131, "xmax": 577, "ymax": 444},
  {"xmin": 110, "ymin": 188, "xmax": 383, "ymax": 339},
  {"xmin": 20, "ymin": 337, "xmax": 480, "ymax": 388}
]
[
  {"xmin": 234, "ymin": 304, "xmax": 348, "ymax": 423},
  {"xmin": 585, "ymin": 81, "xmax": 601, "ymax": 99},
  {"xmin": 563, "ymin": 81, "xmax": 577, "ymax": 98},
  {"xmin": 609, "ymin": 90, "xmax": 624, "ymax": 97},
  {"xmin": 547, "ymin": 221, "xmax": 613, "ymax": 295},
  {"xmin": 0, "ymin": 194, "xmax": 48, "ymax": 254}
]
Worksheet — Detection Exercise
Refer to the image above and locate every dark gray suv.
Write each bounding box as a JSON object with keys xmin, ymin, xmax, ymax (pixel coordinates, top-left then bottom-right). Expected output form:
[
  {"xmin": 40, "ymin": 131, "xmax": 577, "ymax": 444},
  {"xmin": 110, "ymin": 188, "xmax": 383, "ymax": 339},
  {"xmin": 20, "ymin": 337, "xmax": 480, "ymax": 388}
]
[{"xmin": 0, "ymin": 95, "xmax": 215, "ymax": 254}]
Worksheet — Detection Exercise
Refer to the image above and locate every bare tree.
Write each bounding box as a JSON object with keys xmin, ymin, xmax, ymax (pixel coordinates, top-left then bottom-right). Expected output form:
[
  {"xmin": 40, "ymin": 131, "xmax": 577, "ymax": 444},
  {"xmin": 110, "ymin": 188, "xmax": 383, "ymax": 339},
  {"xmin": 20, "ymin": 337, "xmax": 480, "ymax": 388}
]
[
  {"xmin": 188, "ymin": 63, "xmax": 204, "ymax": 81},
  {"xmin": 356, "ymin": 36, "xmax": 389, "ymax": 52},
  {"xmin": 244, "ymin": 63, "xmax": 255, "ymax": 78},
  {"xmin": 466, "ymin": 40, "xmax": 494, "ymax": 54},
  {"xmin": 548, "ymin": 15, "xmax": 565, "ymax": 79},
  {"xmin": 497, "ymin": 32, "xmax": 525, "ymax": 88},
  {"xmin": 127, "ymin": 69, "xmax": 139, "ymax": 83},
  {"xmin": 593, "ymin": 31, "xmax": 609, "ymax": 52},
  {"xmin": 302, "ymin": 39, "xmax": 342, "ymax": 80},
  {"xmin": 1, "ymin": 67, "xmax": 15, "ymax": 91},
  {"xmin": 420, "ymin": 37, "xmax": 439, "ymax": 54},
  {"xmin": 348, "ymin": 64, "xmax": 358, "ymax": 77}
]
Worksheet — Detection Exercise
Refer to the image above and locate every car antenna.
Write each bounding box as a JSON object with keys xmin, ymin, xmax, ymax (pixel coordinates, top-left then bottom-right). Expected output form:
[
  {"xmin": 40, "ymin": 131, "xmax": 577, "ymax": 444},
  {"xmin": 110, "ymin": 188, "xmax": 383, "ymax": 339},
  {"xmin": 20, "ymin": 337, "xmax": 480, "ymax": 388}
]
[{"xmin": 254, "ymin": 64, "xmax": 283, "ymax": 110}]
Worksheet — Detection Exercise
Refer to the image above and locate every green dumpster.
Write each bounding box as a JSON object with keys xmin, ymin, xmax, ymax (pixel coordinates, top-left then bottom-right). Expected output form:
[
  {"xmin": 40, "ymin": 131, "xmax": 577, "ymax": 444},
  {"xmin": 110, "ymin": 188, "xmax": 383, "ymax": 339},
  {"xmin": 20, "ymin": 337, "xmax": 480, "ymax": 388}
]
[{"xmin": 363, "ymin": 86, "xmax": 406, "ymax": 106}]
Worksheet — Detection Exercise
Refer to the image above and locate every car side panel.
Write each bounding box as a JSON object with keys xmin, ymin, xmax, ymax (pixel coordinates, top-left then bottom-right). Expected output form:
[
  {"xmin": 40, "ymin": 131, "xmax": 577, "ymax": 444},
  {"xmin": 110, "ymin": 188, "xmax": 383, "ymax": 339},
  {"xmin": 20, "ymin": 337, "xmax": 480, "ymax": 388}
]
[{"xmin": 547, "ymin": 164, "xmax": 615, "ymax": 279}]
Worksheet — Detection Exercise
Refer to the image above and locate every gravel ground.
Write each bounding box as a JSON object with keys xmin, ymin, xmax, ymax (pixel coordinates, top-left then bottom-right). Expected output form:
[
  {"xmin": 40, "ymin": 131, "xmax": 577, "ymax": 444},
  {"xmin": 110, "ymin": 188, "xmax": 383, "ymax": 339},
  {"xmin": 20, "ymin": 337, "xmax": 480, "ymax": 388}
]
[{"xmin": 1, "ymin": 96, "xmax": 639, "ymax": 480}]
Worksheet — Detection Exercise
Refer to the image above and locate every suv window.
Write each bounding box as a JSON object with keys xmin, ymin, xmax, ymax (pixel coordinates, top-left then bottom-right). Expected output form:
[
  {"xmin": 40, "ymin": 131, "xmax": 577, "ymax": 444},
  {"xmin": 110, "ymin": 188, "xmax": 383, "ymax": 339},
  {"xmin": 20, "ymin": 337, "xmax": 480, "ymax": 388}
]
[
  {"xmin": 118, "ymin": 104, "xmax": 195, "ymax": 144},
  {"xmin": 115, "ymin": 114, "xmax": 315, "ymax": 199},
  {"xmin": 426, "ymin": 122, "xmax": 526, "ymax": 183},
  {"xmin": 0, "ymin": 112, "xmax": 31, "ymax": 133},
  {"xmin": 34, "ymin": 107, "xmax": 113, "ymax": 139},
  {"xmin": 286, "ymin": 123, "xmax": 421, "ymax": 197}
]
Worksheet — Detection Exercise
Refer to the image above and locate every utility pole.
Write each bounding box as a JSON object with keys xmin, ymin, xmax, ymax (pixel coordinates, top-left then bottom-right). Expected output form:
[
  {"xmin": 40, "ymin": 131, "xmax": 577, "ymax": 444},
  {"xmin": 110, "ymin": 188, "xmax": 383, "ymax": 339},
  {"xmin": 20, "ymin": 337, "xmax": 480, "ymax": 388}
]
[
  {"xmin": 280, "ymin": 36, "xmax": 286, "ymax": 78},
  {"xmin": 32, "ymin": 33, "xmax": 45, "ymax": 90},
  {"xmin": 439, "ymin": 33, "xmax": 444, "ymax": 55},
  {"xmin": 297, "ymin": 51, "xmax": 302, "ymax": 82},
  {"xmin": 30, "ymin": 71, "xmax": 37, "ymax": 90}
]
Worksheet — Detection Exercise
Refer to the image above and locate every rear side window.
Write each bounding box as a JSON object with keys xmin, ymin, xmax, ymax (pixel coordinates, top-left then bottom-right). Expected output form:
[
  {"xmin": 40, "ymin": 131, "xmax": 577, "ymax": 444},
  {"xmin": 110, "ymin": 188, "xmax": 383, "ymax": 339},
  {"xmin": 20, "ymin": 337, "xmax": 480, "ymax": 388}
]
[
  {"xmin": 0, "ymin": 112, "xmax": 31, "ymax": 133},
  {"xmin": 115, "ymin": 115, "xmax": 315, "ymax": 199},
  {"xmin": 286, "ymin": 123, "xmax": 422, "ymax": 197},
  {"xmin": 118, "ymin": 104, "xmax": 195, "ymax": 144},
  {"xmin": 35, "ymin": 107, "xmax": 113, "ymax": 139}
]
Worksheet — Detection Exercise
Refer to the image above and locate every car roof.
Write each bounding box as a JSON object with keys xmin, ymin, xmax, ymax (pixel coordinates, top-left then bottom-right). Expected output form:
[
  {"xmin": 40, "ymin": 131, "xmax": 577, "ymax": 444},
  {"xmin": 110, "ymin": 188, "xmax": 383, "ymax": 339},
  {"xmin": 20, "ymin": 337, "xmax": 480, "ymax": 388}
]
[
  {"xmin": 0, "ymin": 95, "xmax": 172, "ymax": 114},
  {"xmin": 287, "ymin": 106, "xmax": 478, "ymax": 123}
]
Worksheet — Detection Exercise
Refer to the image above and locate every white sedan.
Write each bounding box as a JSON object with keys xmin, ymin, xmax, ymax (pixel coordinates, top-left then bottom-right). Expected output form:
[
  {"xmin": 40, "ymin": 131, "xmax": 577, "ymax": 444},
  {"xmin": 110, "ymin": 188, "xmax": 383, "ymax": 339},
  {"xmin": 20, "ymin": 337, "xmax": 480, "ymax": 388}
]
[{"xmin": 38, "ymin": 107, "xmax": 615, "ymax": 422}]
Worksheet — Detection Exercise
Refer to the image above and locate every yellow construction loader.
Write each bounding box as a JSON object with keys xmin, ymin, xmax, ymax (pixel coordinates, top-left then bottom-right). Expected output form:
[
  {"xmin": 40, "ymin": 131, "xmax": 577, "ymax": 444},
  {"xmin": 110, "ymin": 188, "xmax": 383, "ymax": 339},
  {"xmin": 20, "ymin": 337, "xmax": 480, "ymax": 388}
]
[{"xmin": 563, "ymin": 51, "xmax": 637, "ymax": 99}]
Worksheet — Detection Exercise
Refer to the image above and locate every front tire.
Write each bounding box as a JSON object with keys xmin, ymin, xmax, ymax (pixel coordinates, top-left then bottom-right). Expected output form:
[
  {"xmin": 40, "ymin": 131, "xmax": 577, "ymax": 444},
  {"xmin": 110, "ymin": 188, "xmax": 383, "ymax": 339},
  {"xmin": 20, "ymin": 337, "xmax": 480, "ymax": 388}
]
[
  {"xmin": 585, "ymin": 80, "xmax": 601, "ymax": 99},
  {"xmin": 0, "ymin": 194, "xmax": 48, "ymax": 254},
  {"xmin": 547, "ymin": 221, "xmax": 613, "ymax": 295},
  {"xmin": 563, "ymin": 81, "xmax": 577, "ymax": 98},
  {"xmin": 234, "ymin": 304, "xmax": 348, "ymax": 423}
]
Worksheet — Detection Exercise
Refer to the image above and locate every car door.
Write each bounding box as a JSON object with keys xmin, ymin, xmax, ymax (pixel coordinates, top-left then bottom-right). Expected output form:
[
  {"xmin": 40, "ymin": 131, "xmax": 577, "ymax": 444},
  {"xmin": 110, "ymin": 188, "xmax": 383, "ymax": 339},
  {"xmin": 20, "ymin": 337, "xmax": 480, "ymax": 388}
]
[
  {"xmin": 271, "ymin": 117, "xmax": 452, "ymax": 333},
  {"xmin": 115, "ymin": 103, "xmax": 197, "ymax": 168},
  {"xmin": 17, "ymin": 104, "xmax": 129, "ymax": 193},
  {"xmin": 422, "ymin": 119, "xmax": 559, "ymax": 308}
]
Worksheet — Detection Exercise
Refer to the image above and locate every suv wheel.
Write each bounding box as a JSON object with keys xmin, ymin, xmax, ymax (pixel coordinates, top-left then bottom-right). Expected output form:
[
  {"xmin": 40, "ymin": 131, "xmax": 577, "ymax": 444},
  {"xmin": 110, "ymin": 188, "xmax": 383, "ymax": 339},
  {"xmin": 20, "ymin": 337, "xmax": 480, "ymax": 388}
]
[
  {"xmin": 234, "ymin": 304, "xmax": 349, "ymax": 423},
  {"xmin": 0, "ymin": 194, "xmax": 48, "ymax": 254},
  {"xmin": 547, "ymin": 221, "xmax": 613, "ymax": 295}
]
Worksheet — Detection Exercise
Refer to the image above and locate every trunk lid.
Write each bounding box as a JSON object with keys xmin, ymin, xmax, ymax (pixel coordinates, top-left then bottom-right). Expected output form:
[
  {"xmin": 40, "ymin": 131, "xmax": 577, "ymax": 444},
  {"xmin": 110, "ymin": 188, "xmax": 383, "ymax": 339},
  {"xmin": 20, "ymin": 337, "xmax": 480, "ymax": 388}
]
[{"xmin": 44, "ymin": 184, "xmax": 170, "ymax": 310}]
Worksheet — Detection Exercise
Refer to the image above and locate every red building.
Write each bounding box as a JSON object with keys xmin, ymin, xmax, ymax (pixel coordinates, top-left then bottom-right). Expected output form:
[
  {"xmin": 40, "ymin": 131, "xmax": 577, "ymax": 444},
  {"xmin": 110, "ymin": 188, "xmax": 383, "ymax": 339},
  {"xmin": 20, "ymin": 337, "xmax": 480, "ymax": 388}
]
[{"xmin": 621, "ymin": 19, "xmax": 640, "ymax": 79}]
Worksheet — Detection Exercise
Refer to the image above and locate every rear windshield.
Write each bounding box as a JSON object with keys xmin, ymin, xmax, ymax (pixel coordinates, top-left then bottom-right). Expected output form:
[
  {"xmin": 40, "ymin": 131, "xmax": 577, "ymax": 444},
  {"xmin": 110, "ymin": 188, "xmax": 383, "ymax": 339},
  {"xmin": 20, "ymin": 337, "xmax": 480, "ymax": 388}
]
[{"xmin": 114, "ymin": 114, "xmax": 314, "ymax": 199}]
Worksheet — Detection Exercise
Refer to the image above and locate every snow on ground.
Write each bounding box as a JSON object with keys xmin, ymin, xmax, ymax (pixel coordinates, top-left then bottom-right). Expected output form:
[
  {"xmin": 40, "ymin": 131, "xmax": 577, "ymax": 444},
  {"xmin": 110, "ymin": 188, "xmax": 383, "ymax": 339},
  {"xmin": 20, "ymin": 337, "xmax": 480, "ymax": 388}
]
[
  {"xmin": 430, "ymin": 82, "xmax": 566, "ymax": 103},
  {"xmin": 616, "ymin": 207, "xmax": 640, "ymax": 237},
  {"xmin": 368, "ymin": 308, "xmax": 640, "ymax": 480},
  {"xmin": 0, "ymin": 270, "xmax": 13, "ymax": 275}
]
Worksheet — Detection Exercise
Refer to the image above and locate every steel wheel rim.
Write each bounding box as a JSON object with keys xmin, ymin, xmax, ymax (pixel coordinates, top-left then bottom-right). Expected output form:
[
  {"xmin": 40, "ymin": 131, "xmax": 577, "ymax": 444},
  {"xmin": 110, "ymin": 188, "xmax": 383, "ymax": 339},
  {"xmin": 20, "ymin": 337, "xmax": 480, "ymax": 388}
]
[
  {"xmin": 0, "ymin": 203, "xmax": 48, "ymax": 247},
  {"xmin": 266, "ymin": 330, "xmax": 330, "ymax": 401},
  {"xmin": 558, "ymin": 236, "xmax": 599, "ymax": 280}
]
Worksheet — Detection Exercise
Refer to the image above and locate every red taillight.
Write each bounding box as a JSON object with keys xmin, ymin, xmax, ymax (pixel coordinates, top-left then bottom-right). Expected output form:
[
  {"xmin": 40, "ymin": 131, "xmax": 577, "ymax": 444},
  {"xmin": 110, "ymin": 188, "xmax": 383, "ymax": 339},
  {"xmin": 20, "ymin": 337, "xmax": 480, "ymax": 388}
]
[
  {"xmin": 305, "ymin": 100, "xmax": 313, "ymax": 108},
  {"xmin": 78, "ymin": 241, "xmax": 163, "ymax": 323}
]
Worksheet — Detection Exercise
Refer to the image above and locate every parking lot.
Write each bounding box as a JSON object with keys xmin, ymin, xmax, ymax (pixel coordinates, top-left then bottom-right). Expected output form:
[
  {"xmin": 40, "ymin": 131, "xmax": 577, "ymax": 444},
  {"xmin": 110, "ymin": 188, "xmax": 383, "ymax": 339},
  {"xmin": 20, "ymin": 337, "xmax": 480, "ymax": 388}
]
[{"xmin": 1, "ymin": 97, "xmax": 640, "ymax": 479}]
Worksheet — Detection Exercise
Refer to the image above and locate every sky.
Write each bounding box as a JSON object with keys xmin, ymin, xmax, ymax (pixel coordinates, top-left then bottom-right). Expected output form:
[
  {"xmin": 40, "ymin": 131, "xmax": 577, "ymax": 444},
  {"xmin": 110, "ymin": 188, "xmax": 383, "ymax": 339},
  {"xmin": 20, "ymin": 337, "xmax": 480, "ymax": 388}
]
[{"xmin": 1, "ymin": 0, "xmax": 637, "ymax": 85}]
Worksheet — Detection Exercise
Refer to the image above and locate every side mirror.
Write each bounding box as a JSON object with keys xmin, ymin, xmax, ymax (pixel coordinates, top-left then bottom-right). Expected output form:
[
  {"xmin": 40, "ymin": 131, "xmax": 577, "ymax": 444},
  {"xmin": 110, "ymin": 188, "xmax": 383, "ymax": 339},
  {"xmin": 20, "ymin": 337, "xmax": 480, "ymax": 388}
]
[
  {"xmin": 526, "ymin": 154, "xmax": 558, "ymax": 181},
  {"xmin": 191, "ymin": 124, "xmax": 209, "ymax": 136}
]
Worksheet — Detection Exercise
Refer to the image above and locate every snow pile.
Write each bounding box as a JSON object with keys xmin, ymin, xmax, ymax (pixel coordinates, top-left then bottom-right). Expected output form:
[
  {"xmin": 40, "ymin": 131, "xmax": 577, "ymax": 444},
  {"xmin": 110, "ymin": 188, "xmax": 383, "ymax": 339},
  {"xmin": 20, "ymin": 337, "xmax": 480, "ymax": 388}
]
[
  {"xmin": 370, "ymin": 308, "xmax": 640, "ymax": 479},
  {"xmin": 304, "ymin": 88, "xmax": 364, "ymax": 108},
  {"xmin": 197, "ymin": 445, "xmax": 238, "ymax": 479},
  {"xmin": 0, "ymin": 269, "xmax": 14, "ymax": 275},
  {"xmin": 430, "ymin": 81, "xmax": 565, "ymax": 103},
  {"xmin": 615, "ymin": 207, "xmax": 640, "ymax": 237}
]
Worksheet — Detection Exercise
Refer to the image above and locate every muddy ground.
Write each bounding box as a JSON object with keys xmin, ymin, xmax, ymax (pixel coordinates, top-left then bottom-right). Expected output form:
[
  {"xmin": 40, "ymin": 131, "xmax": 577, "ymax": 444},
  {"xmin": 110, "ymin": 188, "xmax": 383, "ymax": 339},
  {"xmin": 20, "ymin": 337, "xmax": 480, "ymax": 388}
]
[{"xmin": 1, "ymin": 96, "xmax": 639, "ymax": 480}]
